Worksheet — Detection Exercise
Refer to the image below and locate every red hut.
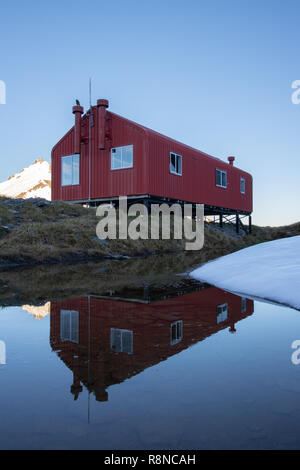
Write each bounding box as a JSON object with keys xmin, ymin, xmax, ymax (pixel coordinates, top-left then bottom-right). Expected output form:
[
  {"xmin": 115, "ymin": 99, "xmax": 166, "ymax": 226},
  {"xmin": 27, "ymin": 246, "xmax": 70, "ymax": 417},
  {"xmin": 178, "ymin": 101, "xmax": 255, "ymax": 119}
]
[{"xmin": 51, "ymin": 99, "xmax": 253, "ymax": 230}]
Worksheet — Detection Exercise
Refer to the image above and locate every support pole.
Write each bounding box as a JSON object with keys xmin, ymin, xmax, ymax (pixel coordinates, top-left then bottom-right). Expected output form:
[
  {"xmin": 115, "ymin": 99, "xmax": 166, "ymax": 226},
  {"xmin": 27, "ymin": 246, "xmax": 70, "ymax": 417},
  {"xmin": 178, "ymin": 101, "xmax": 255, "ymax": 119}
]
[
  {"xmin": 236, "ymin": 214, "xmax": 240, "ymax": 234},
  {"xmin": 249, "ymin": 215, "xmax": 252, "ymax": 234},
  {"xmin": 142, "ymin": 198, "xmax": 149, "ymax": 216},
  {"xmin": 219, "ymin": 214, "xmax": 223, "ymax": 229}
]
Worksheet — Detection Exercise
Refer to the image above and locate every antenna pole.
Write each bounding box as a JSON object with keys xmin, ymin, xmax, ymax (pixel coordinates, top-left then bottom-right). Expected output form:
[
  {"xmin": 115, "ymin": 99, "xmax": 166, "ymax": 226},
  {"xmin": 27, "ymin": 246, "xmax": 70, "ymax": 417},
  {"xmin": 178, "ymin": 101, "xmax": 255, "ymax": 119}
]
[
  {"xmin": 88, "ymin": 78, "xmax": 92, "ymax": 203},
  {"xmin": 88, "ymin": 294, "xmax": 91, "ymax": 423},
  {"xmin": 89, "ymin": 77, "xmax": 92, "ymax": 108}
]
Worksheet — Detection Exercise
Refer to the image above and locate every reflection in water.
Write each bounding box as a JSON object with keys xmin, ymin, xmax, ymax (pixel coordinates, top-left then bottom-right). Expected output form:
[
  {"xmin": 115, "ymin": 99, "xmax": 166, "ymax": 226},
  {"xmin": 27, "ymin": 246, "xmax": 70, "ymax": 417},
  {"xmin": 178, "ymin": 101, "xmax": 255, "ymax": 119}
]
[
  {"xmin": 22, "ymin": 302, "xmax": 51, "ymax": 320},
  {"xmin": 50, "ymin": 283, "xmax": 253, "ymax": 403},
  {"xmin": 3, "ymin": 258, "xmax": 300, "ymax": 450}
]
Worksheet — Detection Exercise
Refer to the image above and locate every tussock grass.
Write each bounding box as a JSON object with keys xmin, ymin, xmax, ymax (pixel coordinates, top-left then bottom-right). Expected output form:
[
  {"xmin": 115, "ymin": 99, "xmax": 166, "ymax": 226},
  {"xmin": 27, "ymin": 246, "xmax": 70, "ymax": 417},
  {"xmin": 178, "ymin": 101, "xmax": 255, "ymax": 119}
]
[
  {"xmin": 0, "ymin": 197, "xmax": 299, "ymax": 267},
  {"xmin": 0, "ymin": 199, "xmax": 187, "ymax": 264},
  {"xmin": 0, "ymin": 197, "xmax": 14, "ymax": 224}
]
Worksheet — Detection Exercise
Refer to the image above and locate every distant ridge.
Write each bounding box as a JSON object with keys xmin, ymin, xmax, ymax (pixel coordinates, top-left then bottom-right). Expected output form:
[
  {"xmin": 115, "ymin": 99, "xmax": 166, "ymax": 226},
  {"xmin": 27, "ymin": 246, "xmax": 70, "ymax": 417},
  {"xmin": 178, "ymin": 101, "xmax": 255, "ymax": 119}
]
[{"xmin": 0, "ymin": 158, "xmax": 51, "ymax": 200}]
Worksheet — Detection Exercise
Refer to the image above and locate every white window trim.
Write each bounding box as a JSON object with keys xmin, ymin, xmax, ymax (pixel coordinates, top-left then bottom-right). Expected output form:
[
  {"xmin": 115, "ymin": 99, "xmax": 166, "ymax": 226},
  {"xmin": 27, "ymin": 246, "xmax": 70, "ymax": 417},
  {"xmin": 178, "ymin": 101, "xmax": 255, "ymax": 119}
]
[
  {"xmin": 216, "ymin": 168, "xmax": 227, "ymax": 189},
  {"xmin": 240, "ymin": 177, "xmax": 246, "ymax": 194},
  {"xmin": 111, "ymin": 145, "xmax": 133, "ymax": 171},
  {"xmin": 61, "ymin": 154, "xmax": 80, "ymax": 186},
  {"xmin": 170, "ymin": 320, "xmax": 183, "ymax": 345},
  {"xmin": 170, "ymin": 152, "xmax": 182, "ymax": 176}
]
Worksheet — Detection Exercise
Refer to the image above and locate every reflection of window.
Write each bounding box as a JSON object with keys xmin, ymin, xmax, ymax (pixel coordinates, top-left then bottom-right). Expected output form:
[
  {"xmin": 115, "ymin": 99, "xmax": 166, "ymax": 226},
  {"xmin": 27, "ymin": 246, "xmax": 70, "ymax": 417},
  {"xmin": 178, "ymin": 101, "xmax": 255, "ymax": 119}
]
[
  {"xmin": 240, "ymin": 177, "xmax": 246, "ymax": 194},
  {"xmin": 61, "ymin": 155, "xmax": 80, "ymax": 186},
  {"xmin": 110, "ymin": 328, "xmax": 133, "ymax": 354},
  {"xmin": 111, "ymin": 145, "xmax": 133, "ymax": 170},
  {"xmin": 170, "ymin": 152, "xmax": 182, "ymax": 175},
  {"xmin": 241, "ymin": 297, "xmax": 247, "ymax": 313},
  {"xmin": 170, "ymin": 320, "xmax": 183, "ymax": 345},
  {"xmin": 217, "ymin": 303, "xmax": 228, "ymax": 324},
  {"xmin": 216, "ymin": 169, "xmax": 227, "ymax": 188},
  {"xmin": 60, "ymin": 310, "xmax": 79, "ymax": 343}
]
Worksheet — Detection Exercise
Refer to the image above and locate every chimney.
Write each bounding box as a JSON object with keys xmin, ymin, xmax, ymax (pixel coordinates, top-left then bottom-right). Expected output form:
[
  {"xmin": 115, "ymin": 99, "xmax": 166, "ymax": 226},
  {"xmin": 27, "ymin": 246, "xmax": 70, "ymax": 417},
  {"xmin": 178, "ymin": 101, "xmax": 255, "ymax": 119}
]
[
  {"xmin": 72, "ymin": 105, "xmax": 84, "ymax": 154},
  {"xmin": 228, "ymin": 156, "xmax": 235, "ymax": 166},
  {"xmin": 97, "ymin": 99, "xmax": 109, "ymax": 150}
]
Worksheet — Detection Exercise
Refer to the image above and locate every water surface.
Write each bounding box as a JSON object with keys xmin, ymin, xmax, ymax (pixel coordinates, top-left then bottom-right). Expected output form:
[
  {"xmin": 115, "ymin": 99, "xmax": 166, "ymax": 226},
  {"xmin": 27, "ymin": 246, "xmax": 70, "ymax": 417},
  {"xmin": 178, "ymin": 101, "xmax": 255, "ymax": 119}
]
[{"xmin": 0, "ymin": 261, "xmax": 299, "ymax": 449}]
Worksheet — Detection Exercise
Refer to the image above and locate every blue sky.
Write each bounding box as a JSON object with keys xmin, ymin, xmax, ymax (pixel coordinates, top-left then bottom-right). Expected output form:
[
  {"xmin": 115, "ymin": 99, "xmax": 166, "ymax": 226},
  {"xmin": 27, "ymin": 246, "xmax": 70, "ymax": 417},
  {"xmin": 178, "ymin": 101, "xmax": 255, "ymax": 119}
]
[{"xmin": 0, "ymin": 0, "xmax": 299, "ymax": 226}]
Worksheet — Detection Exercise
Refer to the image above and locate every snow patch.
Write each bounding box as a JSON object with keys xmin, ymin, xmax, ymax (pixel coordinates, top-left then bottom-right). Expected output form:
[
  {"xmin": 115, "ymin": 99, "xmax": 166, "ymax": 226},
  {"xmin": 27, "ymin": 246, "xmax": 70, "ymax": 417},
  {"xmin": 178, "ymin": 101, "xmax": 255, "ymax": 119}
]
[{"xmin": 191, "ymin": 236, "xmax": 300, "ymax": 310}]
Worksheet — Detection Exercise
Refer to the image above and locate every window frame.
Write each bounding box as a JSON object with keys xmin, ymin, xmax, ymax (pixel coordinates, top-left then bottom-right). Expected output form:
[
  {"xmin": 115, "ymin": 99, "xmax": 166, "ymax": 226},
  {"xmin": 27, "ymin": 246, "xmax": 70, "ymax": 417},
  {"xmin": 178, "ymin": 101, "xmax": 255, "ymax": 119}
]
[
  {"xmin": 240, "ymin": 177, "xmax": 246, "ymax": 194},
  {"xmin": 216, "ymin": 303, "xmax": 228, "ymax": 324},
  {"xmin": 60, "ymin": 309, "xmax": 79, "ymax": 343},
  {"xmin": 170, "ymin": 320, "xmax": 183, "ymax": 345},
  {"xmin": 61, "ymin": 154, "xmax": 80, "ymax": 187},
  {"xmin": 216, "ymin": 168, "xmax": 227, "ymax": 189},
  {"xmin": 110, "ymin": 328, "xmax": 133, "ymax": 354},
  {"xmin": 110, "ymin": 145, "xmax": 133, "ymax": 171},
  {"xmin": 169, "ymin": 152, "xmax": 182, "ymax": 176}
]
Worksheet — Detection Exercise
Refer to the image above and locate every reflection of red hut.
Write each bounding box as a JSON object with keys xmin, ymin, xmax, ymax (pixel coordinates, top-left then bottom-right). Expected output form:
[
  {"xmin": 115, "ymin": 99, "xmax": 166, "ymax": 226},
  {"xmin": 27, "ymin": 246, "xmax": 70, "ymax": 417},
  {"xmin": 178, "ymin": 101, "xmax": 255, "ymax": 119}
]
[{"xmin": 50, "ymin": 287, "xmax": 254, "ymax": 402}]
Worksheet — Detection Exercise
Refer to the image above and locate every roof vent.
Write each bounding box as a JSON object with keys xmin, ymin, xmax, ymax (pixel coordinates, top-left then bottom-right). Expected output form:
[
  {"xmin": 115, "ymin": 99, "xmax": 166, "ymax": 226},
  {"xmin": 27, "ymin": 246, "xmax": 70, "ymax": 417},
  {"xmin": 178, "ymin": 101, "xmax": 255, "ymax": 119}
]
[
  {"xmin": 72, "ymin": 105, "xmax": 84, "ymax": 154},
  {"xmin": 97, "ymin": 99, "xmax": 109, "ymax": 150}
]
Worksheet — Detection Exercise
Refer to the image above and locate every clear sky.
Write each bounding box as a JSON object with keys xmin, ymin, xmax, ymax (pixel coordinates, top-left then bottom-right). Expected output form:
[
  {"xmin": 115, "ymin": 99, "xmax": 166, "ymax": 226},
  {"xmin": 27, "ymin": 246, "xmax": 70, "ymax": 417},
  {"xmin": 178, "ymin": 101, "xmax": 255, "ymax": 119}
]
[{"xmin": 0, "ymin": 0, "xmax": 299, "ymax": 226}]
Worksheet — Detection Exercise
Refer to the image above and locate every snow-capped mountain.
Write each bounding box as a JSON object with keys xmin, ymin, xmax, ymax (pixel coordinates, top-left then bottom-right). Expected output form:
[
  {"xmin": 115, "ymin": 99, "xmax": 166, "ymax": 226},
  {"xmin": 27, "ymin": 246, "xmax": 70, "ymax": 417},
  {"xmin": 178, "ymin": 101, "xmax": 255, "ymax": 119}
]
[{"xmin": 0, "ymin": 158, "xmax": 51, "ymax": 200}]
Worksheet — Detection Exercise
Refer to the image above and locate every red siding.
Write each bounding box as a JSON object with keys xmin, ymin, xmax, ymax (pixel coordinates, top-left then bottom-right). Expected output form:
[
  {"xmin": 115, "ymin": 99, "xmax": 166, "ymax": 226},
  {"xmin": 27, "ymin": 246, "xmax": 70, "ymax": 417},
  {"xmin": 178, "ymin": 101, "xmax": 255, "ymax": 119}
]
[
  {"xmin": 50, "ymin": 288, "xmax": 254, "ymax": 400},
  {"xmin": 91, "ymin": 113, "xmax": 148, "ymax": 198},
  {"xmin": 51, "ymin": 106, "xmax": 252, "ymax": 213},
  {"xmin": 147, "ymin": 131, "xmax": 252, "ymax": 213},
  {"xmin": 52, "ymin": 111, "xmax": 148, "ymax": 201}
]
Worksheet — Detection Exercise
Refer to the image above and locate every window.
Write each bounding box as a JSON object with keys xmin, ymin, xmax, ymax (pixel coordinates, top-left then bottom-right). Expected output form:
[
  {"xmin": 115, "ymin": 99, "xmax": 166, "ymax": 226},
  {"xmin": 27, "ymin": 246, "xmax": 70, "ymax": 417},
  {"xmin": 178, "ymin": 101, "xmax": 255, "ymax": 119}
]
[
  {"xmin": 217, "ymin": 303, "xmax": 228, "ymax": 324},
  {"xmin": 60, "ymin": 310, "xmax": 79, "ymax": 343},
  {"xmin": 111, "ymin": 145, "xmax": 133, "ymax": 170},
  {"xmin": 170, "ymin": 152, "xmax": 182, "ymax": 175},
  {"xmin": 61, "ymin": 155, "xmax": 79, "ymax": 186},
  {"xmin": 170, "ymin": 320, "xmax": 183, "ymax": 345},
  {"xmin": 241, "ymin": 297, "xmax": 247, "ymax": 313},
  {"xmin": 110, "ymin": 328, "xmax": 133, "ymax": 354},
  {"xmin": 216, "ymin": 169, "xmax": 227, "ymax": 188},
  {"xmin": 240, "ymin": 177, "xmax": 246, "ymax": 194}
]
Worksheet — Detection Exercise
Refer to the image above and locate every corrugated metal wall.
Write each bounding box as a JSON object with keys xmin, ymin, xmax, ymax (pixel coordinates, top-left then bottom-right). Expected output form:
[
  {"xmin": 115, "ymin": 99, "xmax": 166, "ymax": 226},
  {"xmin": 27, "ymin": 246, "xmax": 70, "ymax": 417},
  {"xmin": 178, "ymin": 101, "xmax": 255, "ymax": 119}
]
[
  {"xmin": 52, "ymin": 110, "xmax": 148, "ymax": 201},
  {"xmin": 147, "ymin": 132, "xmax": 252, "ymax": 213},
  {"xmin": 91, "ymin": 113, "xmax": 147, "ymax": 199}
]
